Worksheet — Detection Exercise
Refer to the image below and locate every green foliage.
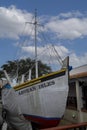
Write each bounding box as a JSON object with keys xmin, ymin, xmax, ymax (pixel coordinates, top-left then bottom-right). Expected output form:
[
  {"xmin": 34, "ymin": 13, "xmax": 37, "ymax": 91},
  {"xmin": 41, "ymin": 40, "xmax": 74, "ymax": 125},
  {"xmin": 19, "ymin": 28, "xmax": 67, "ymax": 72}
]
[{"xmin": 0, "ymin": 58, "xmax": 52, "ymax": 80}]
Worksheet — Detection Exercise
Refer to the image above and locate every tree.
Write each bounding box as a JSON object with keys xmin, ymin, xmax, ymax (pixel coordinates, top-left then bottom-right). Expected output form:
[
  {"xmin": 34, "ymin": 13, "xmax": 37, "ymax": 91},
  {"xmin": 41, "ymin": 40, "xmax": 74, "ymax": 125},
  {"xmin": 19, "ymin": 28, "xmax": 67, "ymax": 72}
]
[{"xmin": 0, "ymin": 58, "xmax": 52, "ymax": 82}]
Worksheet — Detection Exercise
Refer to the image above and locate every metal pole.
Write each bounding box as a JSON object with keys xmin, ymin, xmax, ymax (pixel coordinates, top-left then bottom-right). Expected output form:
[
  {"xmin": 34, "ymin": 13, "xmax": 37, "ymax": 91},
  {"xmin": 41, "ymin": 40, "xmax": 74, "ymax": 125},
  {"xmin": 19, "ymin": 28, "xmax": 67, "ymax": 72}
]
[
  {"xmin": 3, "ymin": 70, "xmax": 12, "ymax": 86},
  {"xmin": 34, "ymin": 9, "xmax": 38, "ymax": 78}
]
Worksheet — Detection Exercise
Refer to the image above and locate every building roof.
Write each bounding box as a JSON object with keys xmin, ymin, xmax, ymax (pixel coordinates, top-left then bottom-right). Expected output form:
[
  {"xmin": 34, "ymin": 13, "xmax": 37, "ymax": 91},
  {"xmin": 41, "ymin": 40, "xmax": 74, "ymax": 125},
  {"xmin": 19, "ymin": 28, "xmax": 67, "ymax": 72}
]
[{"xmin": 70, "ymin": 64, "xmax": 87, "ymax": 79}]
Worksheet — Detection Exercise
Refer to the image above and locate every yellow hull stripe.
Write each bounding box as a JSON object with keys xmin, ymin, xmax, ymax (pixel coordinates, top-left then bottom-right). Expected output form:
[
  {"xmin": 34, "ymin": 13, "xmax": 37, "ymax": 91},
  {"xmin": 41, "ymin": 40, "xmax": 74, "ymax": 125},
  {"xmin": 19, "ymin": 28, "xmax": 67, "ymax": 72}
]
[{"xmin": 14, "ymin": 68, "xmax": 66, "ymax": 91}]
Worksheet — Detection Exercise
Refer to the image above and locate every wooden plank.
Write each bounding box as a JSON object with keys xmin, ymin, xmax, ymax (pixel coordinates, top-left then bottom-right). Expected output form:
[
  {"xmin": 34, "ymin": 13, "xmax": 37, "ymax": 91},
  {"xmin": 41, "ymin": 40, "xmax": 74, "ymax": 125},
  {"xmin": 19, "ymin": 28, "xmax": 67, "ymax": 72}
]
[{"xmin": 41, "ymin": 122, "xmax": 87, "ymax": 130}]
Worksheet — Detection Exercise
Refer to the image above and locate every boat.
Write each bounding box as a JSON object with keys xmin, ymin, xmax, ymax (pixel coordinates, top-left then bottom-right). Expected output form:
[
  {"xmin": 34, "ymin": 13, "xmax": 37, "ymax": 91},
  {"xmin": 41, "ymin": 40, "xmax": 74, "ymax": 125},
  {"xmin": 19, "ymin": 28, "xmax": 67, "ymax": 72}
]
[{"xmin": 12, "ymin": 11, "xmax": 69, "ymax": 129}]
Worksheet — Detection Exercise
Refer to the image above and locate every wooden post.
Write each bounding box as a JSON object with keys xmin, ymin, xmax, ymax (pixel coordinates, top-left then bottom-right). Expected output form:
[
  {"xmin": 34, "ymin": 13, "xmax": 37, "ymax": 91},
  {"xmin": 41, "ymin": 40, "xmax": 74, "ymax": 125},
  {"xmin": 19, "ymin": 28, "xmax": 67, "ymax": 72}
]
[
  {"xmin": 76, "ymin": 80, "xmax": 83, "ymax": 122},
  {"xmin": 40, "ymin": 122, "xmax": 87, "ymax": 130}
]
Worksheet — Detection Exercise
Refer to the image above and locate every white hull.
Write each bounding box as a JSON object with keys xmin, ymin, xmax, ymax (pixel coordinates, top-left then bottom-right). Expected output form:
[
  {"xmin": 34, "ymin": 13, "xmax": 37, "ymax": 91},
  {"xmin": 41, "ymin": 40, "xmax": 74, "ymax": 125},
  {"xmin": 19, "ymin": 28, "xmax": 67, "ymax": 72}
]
[{"xmin": 14, "ymin": 68, "xmax": 69, "ymax": 128}]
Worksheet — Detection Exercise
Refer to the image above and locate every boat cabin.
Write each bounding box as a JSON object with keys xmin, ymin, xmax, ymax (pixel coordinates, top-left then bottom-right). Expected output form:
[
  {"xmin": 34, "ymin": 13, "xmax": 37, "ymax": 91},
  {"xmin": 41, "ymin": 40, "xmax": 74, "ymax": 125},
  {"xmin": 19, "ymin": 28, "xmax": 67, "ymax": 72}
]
[{"xmin": 65, "ymin": 64, "xmax": 87, "ymax": 123}]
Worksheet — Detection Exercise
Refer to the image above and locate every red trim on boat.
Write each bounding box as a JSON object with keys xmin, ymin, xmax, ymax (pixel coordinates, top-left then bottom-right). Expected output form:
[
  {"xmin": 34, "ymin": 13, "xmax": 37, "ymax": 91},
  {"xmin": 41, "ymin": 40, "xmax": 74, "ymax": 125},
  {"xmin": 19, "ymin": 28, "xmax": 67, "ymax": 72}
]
[{"xmin": 24, "ymin": 115, "xmax": 61, "ymax": 129}]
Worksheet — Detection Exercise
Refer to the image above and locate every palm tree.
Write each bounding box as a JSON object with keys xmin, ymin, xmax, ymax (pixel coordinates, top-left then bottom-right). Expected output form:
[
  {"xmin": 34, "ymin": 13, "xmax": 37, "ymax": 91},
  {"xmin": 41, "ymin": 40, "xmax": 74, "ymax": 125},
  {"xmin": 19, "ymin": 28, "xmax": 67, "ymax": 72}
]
[{"xmin": 0, "ymin": 58, "xmax": 52, "ymax": 82}]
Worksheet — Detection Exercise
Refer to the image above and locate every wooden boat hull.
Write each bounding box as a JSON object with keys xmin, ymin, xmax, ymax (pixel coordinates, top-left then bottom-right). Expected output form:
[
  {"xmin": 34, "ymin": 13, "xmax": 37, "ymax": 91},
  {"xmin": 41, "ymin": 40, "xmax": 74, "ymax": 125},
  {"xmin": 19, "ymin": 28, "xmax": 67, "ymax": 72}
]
[{"xmin": 14, "ymin": 68, "xmax": 69, "ymax": 128}]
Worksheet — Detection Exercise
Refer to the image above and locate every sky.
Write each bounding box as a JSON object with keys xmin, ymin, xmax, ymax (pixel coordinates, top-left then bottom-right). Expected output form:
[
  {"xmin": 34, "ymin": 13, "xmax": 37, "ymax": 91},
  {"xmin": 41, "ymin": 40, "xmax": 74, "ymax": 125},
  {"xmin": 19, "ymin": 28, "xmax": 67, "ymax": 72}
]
[{"xmin": 0, "ymin": 0, "xmax": 87, "ymax": 71}]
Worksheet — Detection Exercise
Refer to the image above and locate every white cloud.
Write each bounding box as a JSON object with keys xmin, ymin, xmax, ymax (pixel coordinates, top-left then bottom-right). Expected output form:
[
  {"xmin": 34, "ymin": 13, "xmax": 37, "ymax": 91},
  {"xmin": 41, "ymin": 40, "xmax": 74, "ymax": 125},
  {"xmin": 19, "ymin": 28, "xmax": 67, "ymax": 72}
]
[
  {"xmin": 0, "ymin": 6, "xmax": 34, "ymax": 39},
  {"xmin": 22, "ymin": 44, "xmax": 69, "ymax": 57},
  {"xmin": 58, "ymin": 11, "xmax": 83, "ymax": 18},
  {"xmin": 45, "ymin": 17, "xmax": 87, "ymax": 40},
  {"xmin": 0, "ymin": 6, "xmax": 87, "ymax": 40},
  {"xmin": 70, "ymin": 53, "xmax": 87, "ymax": 68},
  {"xmin": 0, "ymin": 6, "xmax": 87, "ymax": 41},
  {"xmin": 21, "ymin": 44, "xmax": 87, "ymax": 70},
  {"xmin": 20, "ymin": 44, "xmax": 69, "ymax": 70},
  {"xmin": 0, "ymin": 6, "xmax": 87, "ymax": 69}
]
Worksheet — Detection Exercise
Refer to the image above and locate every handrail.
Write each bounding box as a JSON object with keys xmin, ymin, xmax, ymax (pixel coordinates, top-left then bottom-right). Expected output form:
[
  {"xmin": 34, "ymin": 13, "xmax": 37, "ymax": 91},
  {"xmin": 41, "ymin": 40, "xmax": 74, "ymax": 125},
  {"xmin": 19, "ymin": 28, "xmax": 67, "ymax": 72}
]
[{"xmin": 41, "ymin": 122, "xmax": 87, "ymax": 130}]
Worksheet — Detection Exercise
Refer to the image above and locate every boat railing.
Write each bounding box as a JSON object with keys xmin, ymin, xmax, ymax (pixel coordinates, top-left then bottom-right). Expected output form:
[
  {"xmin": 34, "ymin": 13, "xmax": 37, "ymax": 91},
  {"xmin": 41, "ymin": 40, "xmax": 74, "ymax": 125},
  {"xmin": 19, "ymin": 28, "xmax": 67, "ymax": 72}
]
[{"xmin": 41, "ymin": 122, "xmax": 87, "ymax": 130}]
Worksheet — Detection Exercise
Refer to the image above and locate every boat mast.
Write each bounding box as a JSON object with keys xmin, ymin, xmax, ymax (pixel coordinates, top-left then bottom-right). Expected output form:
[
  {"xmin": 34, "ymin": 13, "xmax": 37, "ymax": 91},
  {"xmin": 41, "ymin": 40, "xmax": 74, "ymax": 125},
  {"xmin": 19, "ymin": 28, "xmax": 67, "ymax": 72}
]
[
  {"xmin": 34, "ymin": 9, "xmax": 38, "ymax": 78},
  {"xmin": 26, "ymin": 10, "xmax": 38, "ymax": 78}
]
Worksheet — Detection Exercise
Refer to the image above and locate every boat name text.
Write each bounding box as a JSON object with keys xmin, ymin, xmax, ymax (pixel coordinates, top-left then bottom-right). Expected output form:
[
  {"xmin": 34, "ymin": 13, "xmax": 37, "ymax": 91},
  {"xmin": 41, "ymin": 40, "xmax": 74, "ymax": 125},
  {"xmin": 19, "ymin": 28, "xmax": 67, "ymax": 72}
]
[{"xmin": 18, "ymin": 80, "xmax": 55, "ymax": 95}]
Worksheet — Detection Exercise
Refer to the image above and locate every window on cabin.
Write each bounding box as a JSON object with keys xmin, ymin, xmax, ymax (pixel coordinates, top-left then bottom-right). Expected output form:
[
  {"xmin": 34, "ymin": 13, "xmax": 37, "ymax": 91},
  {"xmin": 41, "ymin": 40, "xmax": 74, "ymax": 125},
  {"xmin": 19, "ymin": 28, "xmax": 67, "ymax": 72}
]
[{"xmin": 67, "ymin": 82, "xmax": 77, "ymax": 109}]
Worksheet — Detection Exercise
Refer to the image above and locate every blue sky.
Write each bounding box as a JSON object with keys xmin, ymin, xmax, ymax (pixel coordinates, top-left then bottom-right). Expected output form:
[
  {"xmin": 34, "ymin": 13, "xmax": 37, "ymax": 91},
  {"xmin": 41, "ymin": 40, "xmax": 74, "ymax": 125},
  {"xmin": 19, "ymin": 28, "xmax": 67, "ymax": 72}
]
[{"xmin": 0, "ymin": 0, "xmax": 87, "ymax": 70}]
